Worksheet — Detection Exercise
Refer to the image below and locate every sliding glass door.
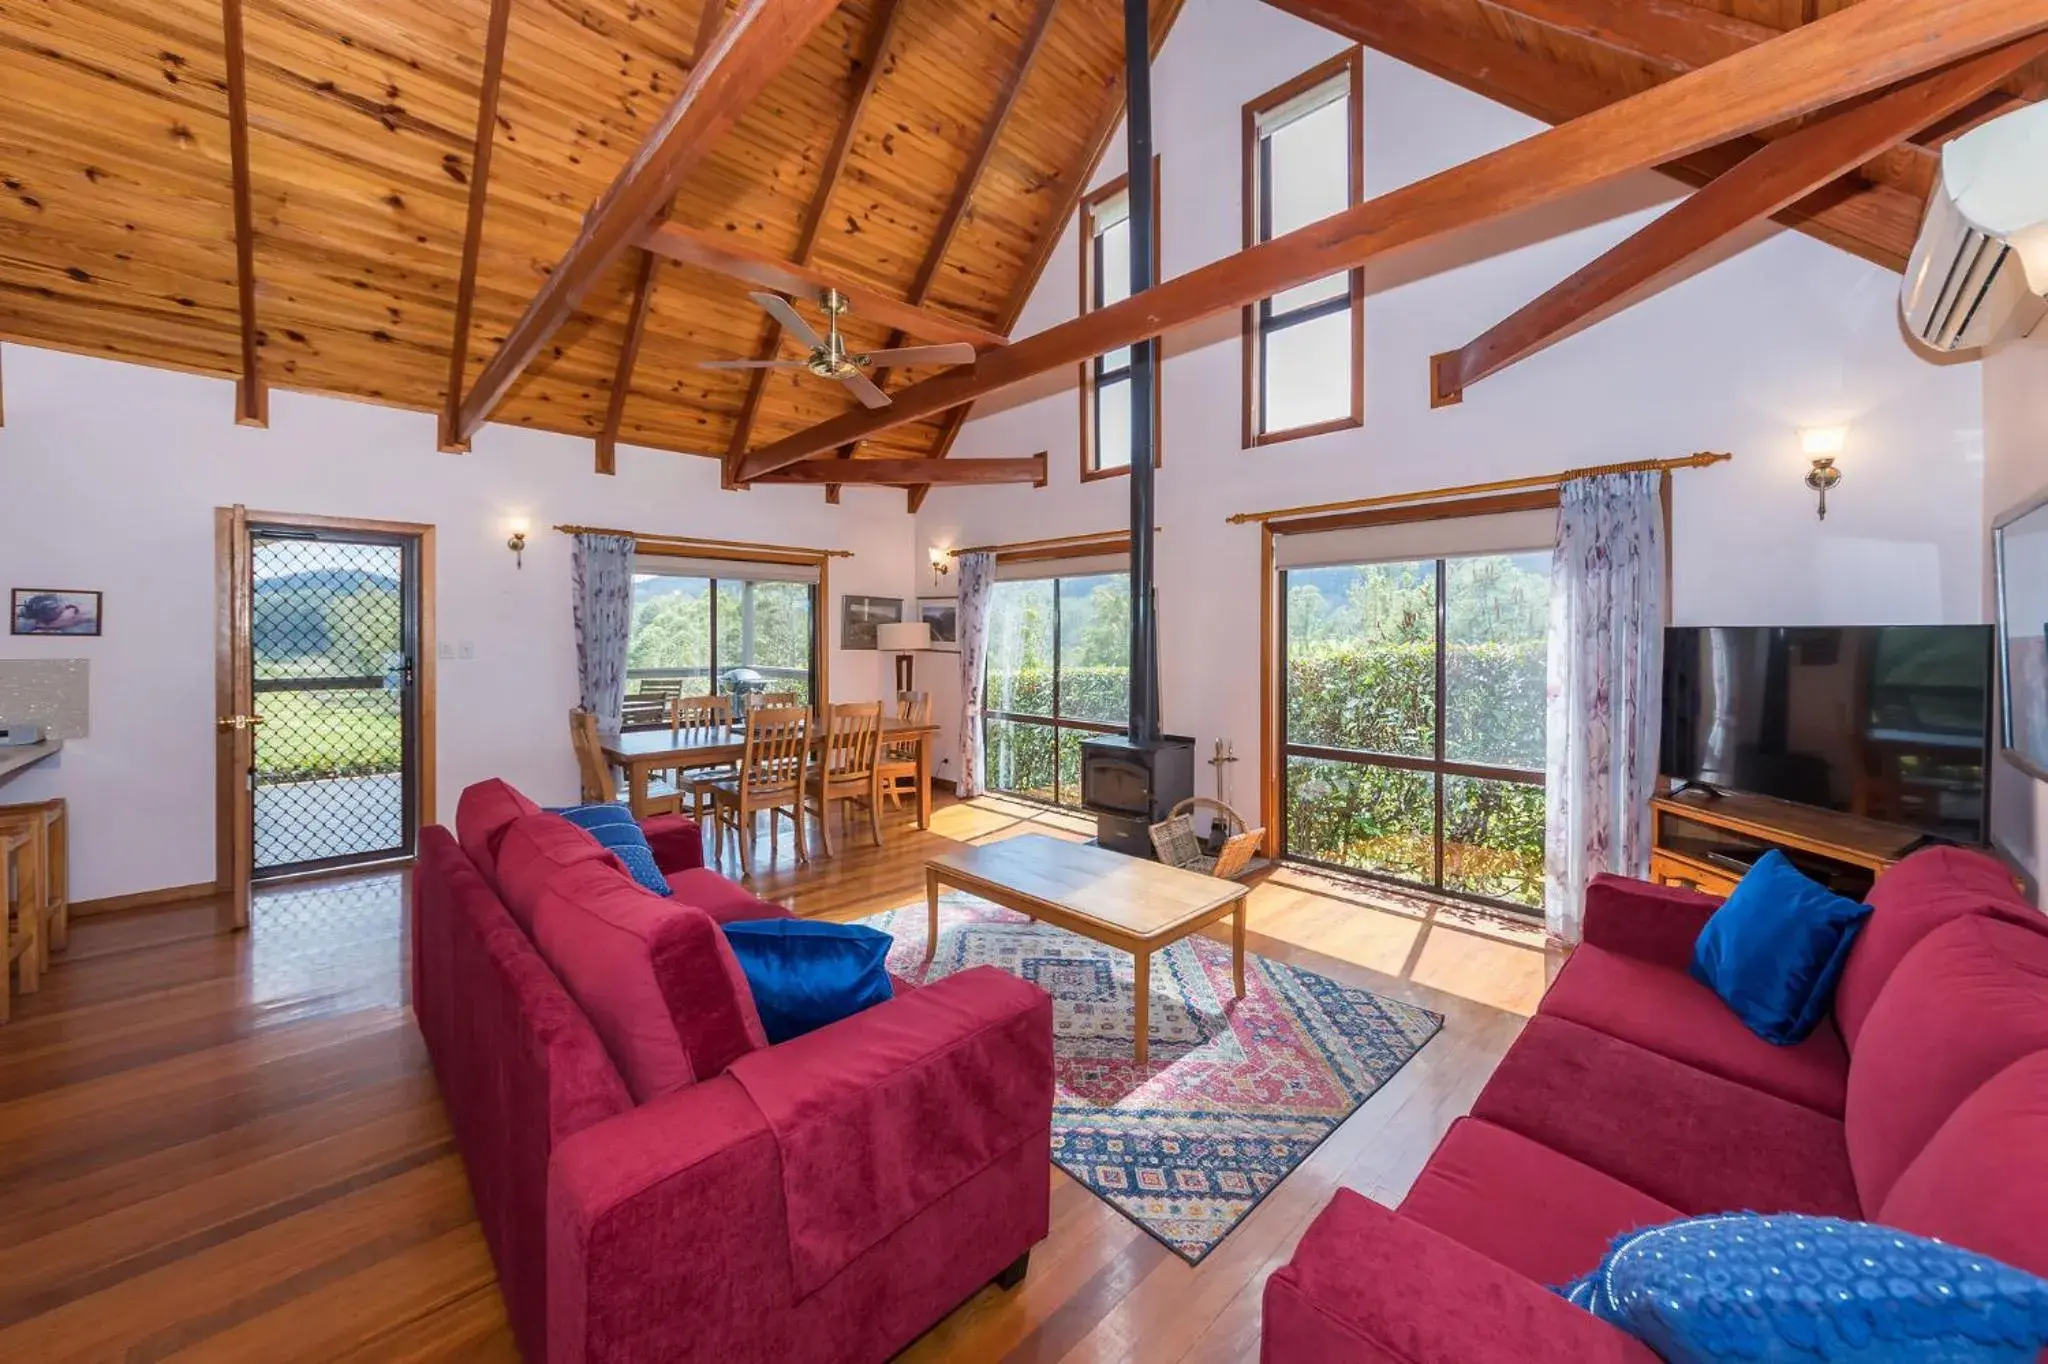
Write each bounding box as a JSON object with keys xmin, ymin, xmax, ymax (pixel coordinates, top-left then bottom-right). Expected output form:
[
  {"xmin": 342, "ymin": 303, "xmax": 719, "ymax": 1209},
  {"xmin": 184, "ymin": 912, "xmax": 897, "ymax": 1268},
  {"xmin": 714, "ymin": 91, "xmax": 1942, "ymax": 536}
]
[
  {"xmin": 1281, "ymin": 553, "xmax": 1549, "ymax": 911},
  {"xmin": 983, "ymin": 573, "xmax": 1131, "ymax": 808}
]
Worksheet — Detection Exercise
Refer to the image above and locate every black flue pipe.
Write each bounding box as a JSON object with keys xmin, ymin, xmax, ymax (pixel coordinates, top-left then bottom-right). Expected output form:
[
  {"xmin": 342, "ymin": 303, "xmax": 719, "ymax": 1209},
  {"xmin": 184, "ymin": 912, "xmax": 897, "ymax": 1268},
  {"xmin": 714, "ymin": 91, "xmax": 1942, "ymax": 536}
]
[{"xmin": 1123, "ymin": 0, "xmax": 1161, "ymax": 744}]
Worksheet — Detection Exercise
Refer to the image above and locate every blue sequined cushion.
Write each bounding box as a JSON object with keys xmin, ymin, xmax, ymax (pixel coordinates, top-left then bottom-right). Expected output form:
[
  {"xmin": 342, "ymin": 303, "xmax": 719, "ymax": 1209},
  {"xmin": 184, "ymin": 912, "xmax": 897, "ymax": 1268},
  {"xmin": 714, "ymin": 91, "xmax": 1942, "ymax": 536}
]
[
  {"xmin": 553, "ymin": 804, "xmax": 673, "ymax": 898},
  {"xmin": 1555, "ymin": 1214, "xmax": 2048, "ymax": 1362}
]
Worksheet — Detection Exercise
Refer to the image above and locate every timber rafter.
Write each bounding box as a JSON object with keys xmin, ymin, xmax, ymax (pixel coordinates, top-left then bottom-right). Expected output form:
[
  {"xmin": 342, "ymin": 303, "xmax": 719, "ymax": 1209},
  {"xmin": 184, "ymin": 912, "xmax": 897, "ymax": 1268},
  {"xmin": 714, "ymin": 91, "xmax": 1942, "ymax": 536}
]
[{"xmin": 735, "ymin": 0, "xmax": 2048, "ymax": 482}]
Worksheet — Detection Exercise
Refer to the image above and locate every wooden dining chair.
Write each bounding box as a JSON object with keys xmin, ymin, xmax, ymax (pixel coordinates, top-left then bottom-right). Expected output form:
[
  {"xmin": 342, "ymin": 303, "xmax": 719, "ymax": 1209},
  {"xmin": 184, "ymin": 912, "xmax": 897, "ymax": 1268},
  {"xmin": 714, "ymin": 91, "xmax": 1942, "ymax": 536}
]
[
  {"xmin": 807, "ymin": 702, "xmax": 884, "ymax": 857},
  {"xmin": 668, "ymin": 694, "xmax": 736, "ymax": 821},
  {"xmin": 755, "ymin": 691, "xmax": 801, "ymax": 711},
  {"xmin": 569, "ymin": 707, "xmax": 681, "ymax": 815},
  {"xmin": 703, "ymin": 706, "xmax": 810, "ymax": 880},
  {"xmin": 879, "ymin": 689, "xmax": 931, "ymax": 811}
]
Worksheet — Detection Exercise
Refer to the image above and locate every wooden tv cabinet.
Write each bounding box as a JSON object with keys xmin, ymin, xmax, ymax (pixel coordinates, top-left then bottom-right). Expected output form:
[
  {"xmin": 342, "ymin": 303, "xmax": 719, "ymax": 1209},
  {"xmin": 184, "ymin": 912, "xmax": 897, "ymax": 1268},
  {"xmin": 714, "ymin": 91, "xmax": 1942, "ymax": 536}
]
[{"xmin": 1648, "ymin": 788, "xmax": 1926, "ymax": 900}]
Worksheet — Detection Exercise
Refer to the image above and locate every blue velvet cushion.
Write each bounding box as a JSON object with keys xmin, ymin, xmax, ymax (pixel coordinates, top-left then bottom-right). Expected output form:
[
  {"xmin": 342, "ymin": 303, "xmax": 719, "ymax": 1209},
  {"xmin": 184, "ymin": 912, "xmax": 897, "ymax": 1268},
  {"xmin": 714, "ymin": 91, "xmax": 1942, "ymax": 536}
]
[
  {"xmin": 1557, "ymin": 1213, "xmax": 2048, "ymax": 1363},
  {"xmin": 721, "ymin": 918, "xmax": 894, "ymax": 1044},
  {"xmin": 1690, "ymin": 849, "xmax": 1870, "ymax": 1045},
  {"xmin": 553, "ymin": 804, "xmax": 672, "ymax": 897}
]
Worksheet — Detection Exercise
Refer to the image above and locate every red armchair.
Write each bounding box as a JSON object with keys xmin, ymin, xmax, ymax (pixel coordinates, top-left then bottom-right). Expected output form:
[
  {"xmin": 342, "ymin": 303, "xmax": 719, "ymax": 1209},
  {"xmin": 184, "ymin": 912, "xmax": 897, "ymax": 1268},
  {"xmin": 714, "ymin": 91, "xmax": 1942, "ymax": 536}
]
[{"xmin": 418, "ymin": 779, "xmax": 1055, "ymax": 1364}]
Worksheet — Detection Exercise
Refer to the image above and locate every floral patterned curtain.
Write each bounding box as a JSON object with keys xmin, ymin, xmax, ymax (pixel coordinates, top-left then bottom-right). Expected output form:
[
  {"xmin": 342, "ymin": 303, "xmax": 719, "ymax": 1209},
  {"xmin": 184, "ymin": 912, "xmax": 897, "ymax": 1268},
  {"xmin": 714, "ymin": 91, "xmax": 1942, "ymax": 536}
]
[
  {"xmin": 1543, "ymin": 472, "xmax": 1665, "ymax": 944},
  {"xmin": 572, "ymin": 533, "xmax": 637, "ymax": 740},
  {"xmin": 954, "ymin": 552, "xmax": 998, "ymax": 798}
]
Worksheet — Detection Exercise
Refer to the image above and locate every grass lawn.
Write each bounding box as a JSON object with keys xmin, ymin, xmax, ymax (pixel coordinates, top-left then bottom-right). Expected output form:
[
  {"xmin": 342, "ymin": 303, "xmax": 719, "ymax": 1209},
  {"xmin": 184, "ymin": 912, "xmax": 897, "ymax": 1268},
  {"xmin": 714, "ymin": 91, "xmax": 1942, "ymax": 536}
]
[{"xmin": 255, "ymin": 689, "xmax": 403, "ymax": 781}]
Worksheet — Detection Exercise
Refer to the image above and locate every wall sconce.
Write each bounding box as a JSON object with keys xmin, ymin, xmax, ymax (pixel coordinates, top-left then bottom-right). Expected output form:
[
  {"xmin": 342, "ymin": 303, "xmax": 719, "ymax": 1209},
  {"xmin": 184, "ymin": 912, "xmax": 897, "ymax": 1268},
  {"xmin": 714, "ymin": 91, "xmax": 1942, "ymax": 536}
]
[
  {"xmin": 1799, "ymin": 427, "xmax": 1847, "ymax": 521},
  {"xmin": 506, "ymin": 516, "xmax": 530, "ymax": 569},
  {"xmin": 929, "ymin": 546, "xmax": 952, "ymax": 587}
]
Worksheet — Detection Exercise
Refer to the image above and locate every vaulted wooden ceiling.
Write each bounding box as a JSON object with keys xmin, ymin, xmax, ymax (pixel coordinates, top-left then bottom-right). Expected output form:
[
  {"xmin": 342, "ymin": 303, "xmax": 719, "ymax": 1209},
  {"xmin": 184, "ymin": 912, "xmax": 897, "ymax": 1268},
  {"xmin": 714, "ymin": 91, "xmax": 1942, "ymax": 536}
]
[{"xmin": 2, "ymin": 0, "xmax": 2042, "ymax": 479}]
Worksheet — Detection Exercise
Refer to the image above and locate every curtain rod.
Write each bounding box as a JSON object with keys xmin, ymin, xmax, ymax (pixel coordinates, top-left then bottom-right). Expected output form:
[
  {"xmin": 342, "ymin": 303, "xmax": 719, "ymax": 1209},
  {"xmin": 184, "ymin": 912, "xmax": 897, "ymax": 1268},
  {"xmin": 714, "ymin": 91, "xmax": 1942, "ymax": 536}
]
[
  {"xmin": 1225, "ymin": 452, "xmax": 1732, "ymax": 526},
  {"xmin": 948, "ymin": 528, "xmax": 1163, "ymax": 557},
  {"xmin": 552, "ymin": 525, "xmax": 855, "ymax": 558}
]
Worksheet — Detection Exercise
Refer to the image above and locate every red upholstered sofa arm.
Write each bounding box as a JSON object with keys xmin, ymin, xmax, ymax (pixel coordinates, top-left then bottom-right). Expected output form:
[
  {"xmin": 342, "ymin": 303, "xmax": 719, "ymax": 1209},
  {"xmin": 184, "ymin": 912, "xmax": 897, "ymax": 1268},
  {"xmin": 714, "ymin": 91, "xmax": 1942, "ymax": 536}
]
[
  {"xmin": 546, "ymin": 968, "xmax": 1053, "ymax": 1364},
  {"xmin": 638, "ymin": 814, "xmax": 704, "ymax": 874},
  {"xmin": 1262, "ymin": 1191, "xmax": 1657, "ymax": 1364},
  {"xmin": 1581, "ymin": 873, "xmax": 1722, "ymax": 971}
]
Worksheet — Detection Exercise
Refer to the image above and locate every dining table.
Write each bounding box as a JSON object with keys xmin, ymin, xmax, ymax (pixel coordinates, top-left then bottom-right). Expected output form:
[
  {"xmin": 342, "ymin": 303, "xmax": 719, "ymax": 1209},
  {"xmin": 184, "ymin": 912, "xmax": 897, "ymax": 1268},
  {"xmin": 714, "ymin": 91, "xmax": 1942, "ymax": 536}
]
[{"xmin": 600, "ymin": 717, "xmax": 942, "ymax": 827}]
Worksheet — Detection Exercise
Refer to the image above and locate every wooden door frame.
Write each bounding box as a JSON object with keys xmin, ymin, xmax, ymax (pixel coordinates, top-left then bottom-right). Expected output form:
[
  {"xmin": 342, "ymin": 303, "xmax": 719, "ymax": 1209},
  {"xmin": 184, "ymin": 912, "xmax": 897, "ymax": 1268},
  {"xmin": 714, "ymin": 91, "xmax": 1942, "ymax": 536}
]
[{"xmin": 214, "ymin": 509, "xmax": 438, "ymax": 914}]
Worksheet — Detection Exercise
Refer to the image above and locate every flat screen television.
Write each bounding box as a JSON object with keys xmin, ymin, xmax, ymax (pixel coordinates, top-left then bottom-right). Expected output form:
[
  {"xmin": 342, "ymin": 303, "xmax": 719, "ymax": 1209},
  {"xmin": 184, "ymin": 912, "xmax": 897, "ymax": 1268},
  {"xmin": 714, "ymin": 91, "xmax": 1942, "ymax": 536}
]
[{"xmin": 1660, "ymin": 625, "xmax": 1995, "ymax": 845}]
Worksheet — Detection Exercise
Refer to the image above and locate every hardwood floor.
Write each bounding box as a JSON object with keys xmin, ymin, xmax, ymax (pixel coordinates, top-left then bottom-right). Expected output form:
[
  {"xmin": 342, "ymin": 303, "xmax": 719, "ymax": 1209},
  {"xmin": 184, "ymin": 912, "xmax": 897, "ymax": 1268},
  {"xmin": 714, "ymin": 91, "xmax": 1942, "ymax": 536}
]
[{"xmin": 0, "ymin": 795, "xmax": 1554, "ymax": 1362}]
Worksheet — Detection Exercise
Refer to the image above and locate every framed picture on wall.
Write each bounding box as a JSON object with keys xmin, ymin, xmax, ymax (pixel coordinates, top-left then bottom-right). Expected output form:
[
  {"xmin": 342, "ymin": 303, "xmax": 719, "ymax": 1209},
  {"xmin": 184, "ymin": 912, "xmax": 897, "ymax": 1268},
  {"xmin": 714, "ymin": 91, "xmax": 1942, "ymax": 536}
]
[
  {"xmin": 919, "ymin": 597, "xmax": 959, "ymax": 651},
  {"xmin": 11, "ymin": 589, "xmax": 102, "ymax": 637},
  {"xmin": 1995, "ymin": 491, "xmax": 2048, "ymax": 781},
  {"xmin": 840, "ymin": 595, "xmax": 903, "ymax": 650}
]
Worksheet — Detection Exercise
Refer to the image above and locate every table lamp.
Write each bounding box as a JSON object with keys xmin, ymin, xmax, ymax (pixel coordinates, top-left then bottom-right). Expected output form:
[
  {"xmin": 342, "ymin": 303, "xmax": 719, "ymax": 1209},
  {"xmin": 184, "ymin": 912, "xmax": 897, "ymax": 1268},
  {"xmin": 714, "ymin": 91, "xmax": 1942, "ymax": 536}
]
[{"xmin": 877, "ymin": 620, "xmax": 931, "ymax": 693}]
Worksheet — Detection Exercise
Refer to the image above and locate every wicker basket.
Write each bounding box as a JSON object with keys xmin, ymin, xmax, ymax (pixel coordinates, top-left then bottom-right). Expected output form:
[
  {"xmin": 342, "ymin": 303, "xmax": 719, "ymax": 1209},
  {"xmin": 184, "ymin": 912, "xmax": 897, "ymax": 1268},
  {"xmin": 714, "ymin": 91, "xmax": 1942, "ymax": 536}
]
[{"xmin": 1150, "ymin": 797, "xmax": 1264, "ymax": 881}]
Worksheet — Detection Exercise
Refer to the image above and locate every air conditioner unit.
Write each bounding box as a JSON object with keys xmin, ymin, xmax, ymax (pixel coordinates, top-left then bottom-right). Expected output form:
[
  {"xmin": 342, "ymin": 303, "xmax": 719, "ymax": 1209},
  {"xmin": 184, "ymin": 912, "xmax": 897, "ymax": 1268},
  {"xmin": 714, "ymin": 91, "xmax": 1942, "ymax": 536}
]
[{"xmin": 1901, "ymin": 99, "xmax": 2048, "ymax": 354}]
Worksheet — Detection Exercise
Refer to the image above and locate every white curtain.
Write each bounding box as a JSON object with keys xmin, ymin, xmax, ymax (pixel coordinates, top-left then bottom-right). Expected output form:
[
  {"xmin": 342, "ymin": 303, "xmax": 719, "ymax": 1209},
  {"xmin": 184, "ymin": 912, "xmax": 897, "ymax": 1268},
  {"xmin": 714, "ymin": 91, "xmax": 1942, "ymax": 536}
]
[
  {"xmin": 1543, "ymin": 472, "xmax": 1665, "ymax": 943},
  {"xmin": 954, "ymin": 552, "xmax": 997, "ymax": 798},
  {"xmin": 572, "ymin": 533, "xmax": 637, "ymax": 740}
]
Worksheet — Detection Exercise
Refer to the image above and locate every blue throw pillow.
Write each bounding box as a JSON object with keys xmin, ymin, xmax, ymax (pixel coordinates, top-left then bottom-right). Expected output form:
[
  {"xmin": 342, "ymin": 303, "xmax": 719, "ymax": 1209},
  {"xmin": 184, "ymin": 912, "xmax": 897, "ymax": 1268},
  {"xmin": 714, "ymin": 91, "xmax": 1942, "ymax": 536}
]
[
  {"xmin": 1691, "ymin": 850, "xmax": 1870, "ymax": 1045},
  {"xmin": 1556, "ymin": 1213, "xmax": 2048, "ymax": 1363},
  {"xmin": 721, "ymin": 918, "xmax": 894, "ymax": 1044},
  {"xmin": 554, "ymin": 804, "xmax": 672, "ymax": 898}
]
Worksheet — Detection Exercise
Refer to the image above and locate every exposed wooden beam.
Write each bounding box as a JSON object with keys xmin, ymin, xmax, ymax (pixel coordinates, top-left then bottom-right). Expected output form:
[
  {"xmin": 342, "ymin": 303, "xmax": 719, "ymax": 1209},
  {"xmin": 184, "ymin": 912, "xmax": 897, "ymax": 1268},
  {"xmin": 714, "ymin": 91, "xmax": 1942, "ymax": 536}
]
[
  {"xmin": 829, "ymin": 0, "xmax": 1061, "ymax": 502},
  {"xmin": 755, "ymin": 454, "xmax": 1047, "ymax": 486},
  {"xmin": 438, "ymin": 0, "xmax": 514, "ymax": 453},
  {"xmin": 905, "ymin": 408, "xmax": 970, "ymax": 513},
  {"xmin": 722, "ymin": 0, "xmax": 909, "ymax": 488},
  {"xmin": 596, "ymin": 250, "xmax": 658, "ymax": 474},
  {"xmin": 695, "ymin": 0, "xmax": 732, "ymax": 61},
  {"xmin": 1431, "ymin": 36, "xmax": 2048, "ymax": 405},
  {"xmin": 595, "ymin": 0, "xmax": 735, "ymax": 474},
  {"xmin": 1266, "ymin": 0, "xmax": 1922, "ymax": 270},
  {"xmin": 1471, "ymin": 0, "xmax": 1984, "ymax": 196},
  {"xmin": 453, "ymin": 0, "xmax": 844, "ymax": 443},
  {"xmin": 646, "ymin": 223, "xmax": 1008, "ymax": 350},
  {"xmin": 737, "ymin": 0, "xmax": 2048, "ymax": 481},
  {"xmin": 904, "ymin": 0, "xmax": 1174, "ymax": 509},
  {"xmin": 221, "ymin": 0, "xmax": 265, "ymax": 428}
]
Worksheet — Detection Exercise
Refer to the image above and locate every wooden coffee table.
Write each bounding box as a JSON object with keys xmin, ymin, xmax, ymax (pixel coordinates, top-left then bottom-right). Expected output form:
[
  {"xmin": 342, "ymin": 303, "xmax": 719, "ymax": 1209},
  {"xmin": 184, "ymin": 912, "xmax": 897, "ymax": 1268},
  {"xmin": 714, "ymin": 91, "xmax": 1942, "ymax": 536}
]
[{"xmin": 923, "ymin": 834, "xmax": 1249, "ymax": 1062}]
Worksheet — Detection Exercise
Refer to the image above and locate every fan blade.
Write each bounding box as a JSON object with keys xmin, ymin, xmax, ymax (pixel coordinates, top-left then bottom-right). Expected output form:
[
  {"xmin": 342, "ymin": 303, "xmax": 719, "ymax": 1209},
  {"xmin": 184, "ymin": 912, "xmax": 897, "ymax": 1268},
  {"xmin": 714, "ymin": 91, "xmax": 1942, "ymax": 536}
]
[
  {"xmin": 839, "ymin": 369, "xmax": 892, "ymax": 410},
  {"xmin": 862, "ymin": 343, "xmax": 978, "ymax": 368},
  {"xmin": 749, "ymin": 291, "xmax": 826, "ymax": 350},
  {"xmin": 696, "ymin": 359, "xmax": 810, "ymax": 370}
]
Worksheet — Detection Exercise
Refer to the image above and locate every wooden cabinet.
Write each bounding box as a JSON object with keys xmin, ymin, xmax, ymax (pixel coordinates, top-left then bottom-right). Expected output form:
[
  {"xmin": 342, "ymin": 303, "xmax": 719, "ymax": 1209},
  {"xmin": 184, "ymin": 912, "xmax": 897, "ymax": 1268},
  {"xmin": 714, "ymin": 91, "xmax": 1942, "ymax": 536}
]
[{"xmin": 1649, "ymin": 788, "xmax": 1924, "ymax": 900}]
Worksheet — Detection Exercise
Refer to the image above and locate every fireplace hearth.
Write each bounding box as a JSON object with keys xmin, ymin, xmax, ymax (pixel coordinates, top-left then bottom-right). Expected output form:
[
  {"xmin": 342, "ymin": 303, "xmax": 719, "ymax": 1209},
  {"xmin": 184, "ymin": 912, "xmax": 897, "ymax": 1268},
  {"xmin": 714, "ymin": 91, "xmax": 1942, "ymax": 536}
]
[{"xmin": 1081, "ymin": 732, "xmax": 1195, "ymax": 857}]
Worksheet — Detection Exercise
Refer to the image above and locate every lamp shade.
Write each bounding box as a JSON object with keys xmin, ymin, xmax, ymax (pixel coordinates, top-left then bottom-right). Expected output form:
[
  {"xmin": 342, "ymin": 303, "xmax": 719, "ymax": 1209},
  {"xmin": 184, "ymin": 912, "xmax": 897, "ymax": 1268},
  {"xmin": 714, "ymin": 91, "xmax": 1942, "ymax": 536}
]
[{"xmin": 877, "ymin": 621, "xmax": 931, "ymax": 652}]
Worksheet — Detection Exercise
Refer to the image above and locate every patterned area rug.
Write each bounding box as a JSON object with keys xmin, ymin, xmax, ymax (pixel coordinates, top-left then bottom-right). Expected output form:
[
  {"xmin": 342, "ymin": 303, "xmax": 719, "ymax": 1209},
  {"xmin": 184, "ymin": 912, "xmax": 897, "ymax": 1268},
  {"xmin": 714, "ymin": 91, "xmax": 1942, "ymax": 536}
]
[{"xmin": 856, "ymin": 892, "xmax": 1444, "ymax": 1263}]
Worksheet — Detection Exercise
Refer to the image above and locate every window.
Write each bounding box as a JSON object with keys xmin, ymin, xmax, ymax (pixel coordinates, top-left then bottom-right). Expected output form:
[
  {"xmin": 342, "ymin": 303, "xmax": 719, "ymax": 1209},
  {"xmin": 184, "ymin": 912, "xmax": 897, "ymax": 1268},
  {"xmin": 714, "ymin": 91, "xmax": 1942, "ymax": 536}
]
[
  {"xmin": 1079, "ymin": 166, "xmax": 1161, "ymax": 481},
  {"xmin": 1280, "ymin": 552, "xmax": 1549, "ymax": 911},
  {"xmin": 1243, "ymin": 50, "xmax": 1363, "ymax": 446},
  {"xmin": 982, "ymin": 572, "xmax": 1131, "ymax": 807},
  {"xmin": 626, "ymin": 561, "xmax": 818, "ymax": 719}
]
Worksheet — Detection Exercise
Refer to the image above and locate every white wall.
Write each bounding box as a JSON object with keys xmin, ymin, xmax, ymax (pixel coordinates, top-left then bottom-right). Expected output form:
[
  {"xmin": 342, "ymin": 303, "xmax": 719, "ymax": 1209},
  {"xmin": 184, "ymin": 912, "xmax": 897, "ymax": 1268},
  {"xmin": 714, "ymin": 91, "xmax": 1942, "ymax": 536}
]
[
  {"xmin": 0, "ymin": 345, "xmax": 918, "ymax": 901},
  {"xmin": 1985, "ymin": 326, "xmax": 2048, "ymax": 902},
  {"xmin": 913, "ymin": 0, "xmax": 1987, "ymax": 803}
]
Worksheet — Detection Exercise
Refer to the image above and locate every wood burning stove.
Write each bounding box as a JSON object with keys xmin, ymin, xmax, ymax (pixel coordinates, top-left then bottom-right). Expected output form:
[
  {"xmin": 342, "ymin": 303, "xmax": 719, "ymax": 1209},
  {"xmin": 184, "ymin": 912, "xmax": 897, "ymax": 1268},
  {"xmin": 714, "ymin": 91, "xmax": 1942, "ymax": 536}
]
[{"xmin": 1082, "ymin": 733, "xmax": 1196, "ymax": 857}]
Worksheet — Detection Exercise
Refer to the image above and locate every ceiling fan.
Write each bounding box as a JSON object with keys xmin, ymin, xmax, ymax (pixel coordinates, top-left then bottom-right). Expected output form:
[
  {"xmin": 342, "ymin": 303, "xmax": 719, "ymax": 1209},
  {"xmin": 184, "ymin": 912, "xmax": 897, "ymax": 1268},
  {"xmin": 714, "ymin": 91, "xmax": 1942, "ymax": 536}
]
[{"xmin": 696, "ymin": 290, "xmax": 977, "ymax": 409}]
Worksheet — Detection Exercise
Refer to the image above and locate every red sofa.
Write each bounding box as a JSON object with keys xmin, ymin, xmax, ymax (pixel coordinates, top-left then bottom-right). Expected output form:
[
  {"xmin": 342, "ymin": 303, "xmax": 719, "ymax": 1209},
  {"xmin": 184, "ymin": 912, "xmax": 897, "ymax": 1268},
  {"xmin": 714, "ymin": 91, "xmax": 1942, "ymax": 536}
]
[
  {"xmin": 1262, "ymin": 847, "xmax": 2048, "ymax": 1363},
  {"xmin": 413, "ymin": 779, "xmax": 1054, "ymax": 1364}
]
